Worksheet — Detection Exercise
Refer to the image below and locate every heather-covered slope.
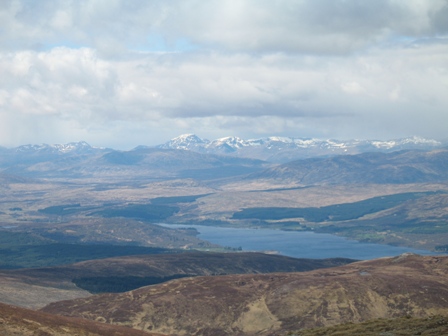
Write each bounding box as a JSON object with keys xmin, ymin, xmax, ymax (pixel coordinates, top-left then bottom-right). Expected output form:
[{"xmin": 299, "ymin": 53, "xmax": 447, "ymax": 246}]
[
  {"xmin": 0, "ymin": 302, "xmax": 161, "ymax": 336},
  {"xmin": 43, "ymin": 254, "xmax": 448, "ymax": 335},
  {"xmin": 0, "ymin": 251, "xmax": 354, "ymax": 309},
  {"xmin": 292, "ymin": 315, "xmax": 448, "ymax": 336}
]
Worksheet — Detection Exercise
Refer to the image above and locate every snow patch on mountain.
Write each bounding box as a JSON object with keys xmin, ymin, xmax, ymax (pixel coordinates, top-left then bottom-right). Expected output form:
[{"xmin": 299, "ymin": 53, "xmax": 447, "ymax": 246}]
[
  {"xmin": 208, "ymin": 137, "xmax": 249, "ymax": 152},
  {"xmin": 15, "ymin": 141, "xmax": 98, "ymax": 154},
  {"xmin": 158, "ymin": 134, "xmax": 444, "ymax": 162},
  {"xmin": 158, "ymin": 134, "xmax": 209, "ymax": 150},
  {"xmin": 371, "ymin": 136, "xmax": 441, "ymax": 149}
]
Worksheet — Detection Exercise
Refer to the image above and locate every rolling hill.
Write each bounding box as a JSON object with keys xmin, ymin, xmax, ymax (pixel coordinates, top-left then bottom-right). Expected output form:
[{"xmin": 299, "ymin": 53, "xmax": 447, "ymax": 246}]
[
  {"xmin": 42, "ymin": 254, "xmax": 448, "ymax": 335},
  {"xmin": 0, "ymin": 144, "xmax": 269, "ymax": 180},
  {"xmin": 247, "ymin": 148, "xmax": 448, "ymax": 185},
  {"xmin": 0, "ymin": 301, "xmax": 159, "ymax": 336},
  {"xmin": 0, "ymin": 252, "xmax": 354, "ymax": 309}
]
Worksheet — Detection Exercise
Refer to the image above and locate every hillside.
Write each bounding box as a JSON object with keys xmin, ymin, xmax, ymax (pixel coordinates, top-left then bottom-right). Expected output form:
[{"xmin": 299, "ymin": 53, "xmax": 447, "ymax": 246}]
[
  {"xmin": 0, "ymin": 302, "xmax": 159, "ymax": 336},
  {"xmin": 291, "ymin": 315, "xmax": 448, "ymax": 336},
  {"xmin": 0, "ymin": 220, "xmax": 217, "ymax": 269},
  {"xmin": 42, "ymin": 254, "xmax": 448, "ymax": 335},
  {"xmin": 247, "ymin": 148, "xmax": 448, "ymax": 185},
  {"xmin": 0, "ymin": 144, "xmax": 269, "ymax": 180},
  {"xmin": 0, "ymin": 252, "xmax": 354, "ymax": 309}
]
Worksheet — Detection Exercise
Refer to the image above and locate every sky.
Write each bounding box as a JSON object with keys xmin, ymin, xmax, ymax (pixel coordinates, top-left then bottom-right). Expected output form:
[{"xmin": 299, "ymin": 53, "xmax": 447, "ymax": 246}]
[{"xmin": 0, "ymin": 0, "xmax": 447, "ymax": 149}]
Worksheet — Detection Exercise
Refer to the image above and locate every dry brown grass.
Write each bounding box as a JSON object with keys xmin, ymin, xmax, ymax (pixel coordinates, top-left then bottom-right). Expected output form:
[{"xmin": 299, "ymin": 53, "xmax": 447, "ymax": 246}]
[
  {"xmin": 290, "ymin": 315, "xmax": 448, "ymax": 336},
  {"xmin": 42, "ymin": 254, "xmax": 448, "ymax": 336},
  {"xmin": 0, "ymin": 301, "xmax": 163, "ymax": 336}
]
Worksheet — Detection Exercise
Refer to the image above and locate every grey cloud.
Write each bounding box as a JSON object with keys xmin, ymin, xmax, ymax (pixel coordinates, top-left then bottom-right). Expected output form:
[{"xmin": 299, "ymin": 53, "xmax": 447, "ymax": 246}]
[
  {"xmin": 0, "ymin": 0, "xmax": 164, "ymax": 53},
  {"xmin": 431, "ymin": 2, "xmax": 448, "ymax": 34},
  {"xmin": 1, "ymin": 0, "xmax": 447, "ymax": 54}
]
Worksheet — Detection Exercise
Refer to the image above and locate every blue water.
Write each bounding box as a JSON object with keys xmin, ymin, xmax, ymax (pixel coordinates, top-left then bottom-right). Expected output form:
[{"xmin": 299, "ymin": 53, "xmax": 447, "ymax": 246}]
[{"xmin": 160, "ymin": 224, "xmax": 440, "ymax": 260}]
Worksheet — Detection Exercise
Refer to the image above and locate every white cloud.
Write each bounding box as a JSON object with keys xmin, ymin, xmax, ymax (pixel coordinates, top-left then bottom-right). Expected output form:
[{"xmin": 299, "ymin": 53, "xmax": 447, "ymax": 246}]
[
  {"xmin": 341, "ymin": 82, "xmax": 365, "ymax": 95},
  {"xmin": 0, "ymin": 1, "xmax": 447, "ymax": 147}
]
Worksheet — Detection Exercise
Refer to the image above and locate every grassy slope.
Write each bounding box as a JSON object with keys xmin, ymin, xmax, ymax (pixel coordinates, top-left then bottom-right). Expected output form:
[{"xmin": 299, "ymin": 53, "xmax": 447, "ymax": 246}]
[
  {"xmin": 41, "ymin": 254, "xmax": 448, "ymax": 336},
  {"xmin": 0, "ymin": 302, "xmax": 160, "ymax": 336},
  {"xmin": 290, "ymin": 315, "xmax": 448, "ymax": 336}
]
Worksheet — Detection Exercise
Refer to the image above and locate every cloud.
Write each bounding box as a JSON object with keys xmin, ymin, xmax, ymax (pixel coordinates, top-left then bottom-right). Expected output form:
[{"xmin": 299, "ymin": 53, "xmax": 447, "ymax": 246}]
[
  {"xmin": 0, "ymin": 1, "xmax": 447, "ymax": 147},
  {"xmin": 1, "ymin": 0, "xmax": 447, "ymax": 54}
]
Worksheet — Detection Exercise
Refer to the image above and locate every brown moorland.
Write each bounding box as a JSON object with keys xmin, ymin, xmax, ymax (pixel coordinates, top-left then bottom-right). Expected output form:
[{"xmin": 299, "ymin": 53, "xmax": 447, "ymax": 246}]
[
  {"xmin": 0, "ymin": 301, "xmax": 163, "ymax": 336},
  {"xmin": 289, "ymin": 315, "xmax": 448, "ymax": 336},
  {"xmin": 42, "ymin": 253, "xmax": 448, "ymax": 335},
  {"xmin": 0, "ymin": 252, "xmax": 354, "ymax": 309}
]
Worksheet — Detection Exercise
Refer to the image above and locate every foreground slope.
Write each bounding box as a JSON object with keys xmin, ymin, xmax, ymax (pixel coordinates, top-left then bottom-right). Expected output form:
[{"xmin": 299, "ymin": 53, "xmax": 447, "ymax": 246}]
[
  {"xmin": 43, "ymin": 254, "xmax": 448, "ymax": 335},
  {"xmin": 0, "ymin": 302, "xmax": 160, "ymax": 336},
  {"xmin": 291, "ymin": 315, "xmax": 448, "ymax": 336}
]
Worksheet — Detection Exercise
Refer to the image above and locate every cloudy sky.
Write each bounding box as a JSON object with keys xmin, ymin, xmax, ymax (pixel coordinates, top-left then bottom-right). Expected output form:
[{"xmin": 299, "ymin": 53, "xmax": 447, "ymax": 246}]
[{"xmin": 1, "ymin": 0, "xmax": 447, "ymax": 149}]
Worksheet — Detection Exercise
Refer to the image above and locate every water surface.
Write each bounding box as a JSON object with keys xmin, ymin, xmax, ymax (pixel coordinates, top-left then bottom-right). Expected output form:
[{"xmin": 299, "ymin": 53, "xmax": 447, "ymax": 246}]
[{"xmin": 161, "ymin": 224, "xmax": 439, "ymax": 260}]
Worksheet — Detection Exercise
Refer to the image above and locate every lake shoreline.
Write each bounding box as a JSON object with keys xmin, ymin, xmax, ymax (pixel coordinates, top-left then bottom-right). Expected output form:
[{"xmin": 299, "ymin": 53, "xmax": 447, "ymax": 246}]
[{"xmin": 158, "ymin": 223, "xmax": 442, "ymax": 260}]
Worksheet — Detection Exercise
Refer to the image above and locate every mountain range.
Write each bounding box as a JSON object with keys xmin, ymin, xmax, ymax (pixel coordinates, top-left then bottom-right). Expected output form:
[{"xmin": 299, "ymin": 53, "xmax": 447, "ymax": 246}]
[
  {"xmin": 157, "ymin": 134, "xmax": 445, "ymax": 162},
  {"xmin": 1, "ymin": 134, "xmax": 443, "ymax": 164},
  {"xmin": 0, "ymin": 136, "xmax": 447, "ymax": 184}
]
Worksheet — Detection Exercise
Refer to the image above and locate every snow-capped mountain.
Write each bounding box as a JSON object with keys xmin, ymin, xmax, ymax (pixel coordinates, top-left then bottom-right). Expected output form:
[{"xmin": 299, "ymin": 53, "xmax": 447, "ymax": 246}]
[
  {"xmin": 0, "ymin": 137, "xmax": 445, "ymax": 180},
  {"xmin": 208, "ymin": 137, "xmax": 250, "ymax": 153},
  {"xmin": 0, "ymin": 141, "xmax": 108, "ymax": 169},
  {"xmin": 15, "ymin": 141, "xmax": 100, "ymax": 154},
  {"xmin": 157, "ymin": 134, "xmax": 208, "ymax": 151},
  {"xmin": 158, "ymin": 135, "xmax": 444, "ymax": 163}
]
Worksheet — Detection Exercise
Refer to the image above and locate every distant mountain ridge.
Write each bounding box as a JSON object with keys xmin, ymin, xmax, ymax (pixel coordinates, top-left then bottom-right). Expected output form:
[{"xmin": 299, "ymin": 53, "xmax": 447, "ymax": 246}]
[
  {"xmin": 0, "ymin": 141, "xmax": 108, "ymax": 161},
  {"xmin": 158, "ymin": 134, "xmax": 444, "ymax": 162},
  {"xmin": 0, "ymin": 137, "xmax": 445, "ymax": 181},
  {"xmin": 1, "ymin": 136, "xmax": 443, "ymax": 162},
  {"xmin": 14, "ymin": 141, "xmax": 99, "ymax": 154},
  {"xmin": 0, "ymin": 141, "xmax": 268, "ymax": 180},
  {"xmin": 248, "ymin": 148, "xmax": 448, "ymax": 185},
  {"xmin": 0, "ymin": 141, "xmax": 112, "ymax": 179},
  {"xmin": 11, "ymin": 141, "xmax": 106, "ymax": 154}
]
